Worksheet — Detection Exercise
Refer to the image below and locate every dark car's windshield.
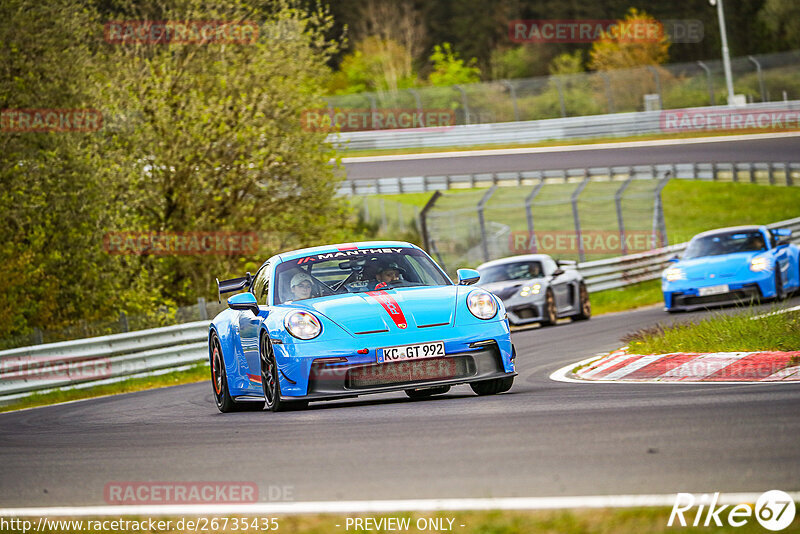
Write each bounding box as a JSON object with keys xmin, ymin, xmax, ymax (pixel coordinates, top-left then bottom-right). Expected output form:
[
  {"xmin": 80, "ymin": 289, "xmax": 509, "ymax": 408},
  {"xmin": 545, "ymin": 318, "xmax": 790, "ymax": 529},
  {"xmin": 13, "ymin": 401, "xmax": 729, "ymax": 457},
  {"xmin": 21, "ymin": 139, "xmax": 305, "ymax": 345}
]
[
  {"xmin": 683, "ymin": 230, "xmax": 767, "ymax": 260},
  {"xmin": 274, "ymin": 247, "xmax": 451, "ymax": 304},
  {"xmin": 478, "ymin": 261, "xmax": 544, "ymax": 283}
]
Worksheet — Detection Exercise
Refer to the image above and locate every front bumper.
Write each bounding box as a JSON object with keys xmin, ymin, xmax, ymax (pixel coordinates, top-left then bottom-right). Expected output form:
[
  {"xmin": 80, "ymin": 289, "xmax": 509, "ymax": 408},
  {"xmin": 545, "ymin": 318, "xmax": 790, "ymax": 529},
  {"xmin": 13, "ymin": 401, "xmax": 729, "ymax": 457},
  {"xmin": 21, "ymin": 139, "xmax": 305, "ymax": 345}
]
[
  {"xmin": 501, "ymin": 294, "xmax": 546, "ymax": 325},
  {"xmin": 663, "ymin": 274, "xmax": 770, "ymax": 311},
  {"xmin": 272, "ymin": 320, "xmax": 514, "ymax": 400}
]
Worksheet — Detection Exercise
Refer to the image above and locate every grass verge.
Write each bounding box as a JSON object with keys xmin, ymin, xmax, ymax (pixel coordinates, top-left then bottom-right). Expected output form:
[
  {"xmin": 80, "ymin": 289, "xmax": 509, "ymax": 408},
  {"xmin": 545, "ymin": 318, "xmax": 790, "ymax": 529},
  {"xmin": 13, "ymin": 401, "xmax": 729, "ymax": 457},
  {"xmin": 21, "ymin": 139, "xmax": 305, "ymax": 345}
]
[
  {"xmin": 338, "ymin": 129, "xmax": 800, "ymax": 158},
  {"xmin": 623, "ymin": 307, "xmax": 800, "ymax": 354},
  {"xmin": 11, "ymin": 508, "xmax": 798, "ymax": 533},
  {"xmin": 590, "ymin": 279, "xmax": 663, "ymax": 316},
  {"xmin": 0, "ymin": 363, "xmax": 208, "ymax": 413}
]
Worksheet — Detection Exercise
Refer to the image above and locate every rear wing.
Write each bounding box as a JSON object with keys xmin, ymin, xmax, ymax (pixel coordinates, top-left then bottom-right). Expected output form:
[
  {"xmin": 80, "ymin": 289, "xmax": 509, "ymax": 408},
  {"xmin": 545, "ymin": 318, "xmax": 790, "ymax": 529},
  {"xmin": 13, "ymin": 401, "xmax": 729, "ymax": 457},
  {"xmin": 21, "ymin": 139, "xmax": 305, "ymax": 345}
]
[{"xmin": 216, "ymin": 272, "xmax": 252, "ymax": 303}]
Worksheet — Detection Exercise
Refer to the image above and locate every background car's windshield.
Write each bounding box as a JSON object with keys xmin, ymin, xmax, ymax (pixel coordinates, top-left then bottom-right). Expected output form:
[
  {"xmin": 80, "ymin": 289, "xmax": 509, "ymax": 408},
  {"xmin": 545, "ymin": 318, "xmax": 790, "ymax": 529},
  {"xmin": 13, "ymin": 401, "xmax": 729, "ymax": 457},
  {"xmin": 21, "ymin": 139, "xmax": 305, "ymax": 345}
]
[
  {"xmin": 479, "ymin": 261, "xmax": 544, "ymax": 283},
  {"xmin": 683, "ymin": 231, "xmax": 767, "ymax": 259},
  {"xmin": 274, "ymin": 248, "xmax": 451, "ymax": 304}
]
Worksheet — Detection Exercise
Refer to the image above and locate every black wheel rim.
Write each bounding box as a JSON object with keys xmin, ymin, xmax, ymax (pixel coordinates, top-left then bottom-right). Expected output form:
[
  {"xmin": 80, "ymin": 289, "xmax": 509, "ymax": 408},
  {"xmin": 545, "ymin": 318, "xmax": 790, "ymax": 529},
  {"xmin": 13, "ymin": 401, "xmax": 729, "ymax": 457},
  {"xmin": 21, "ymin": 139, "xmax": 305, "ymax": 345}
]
[
  {"xmin": 261, "ymin": 339, "xmax": 277, "ymax": 406},
  {"xmin": 211, "ymin": 339, "xmax": 223, "ymax": 399}
]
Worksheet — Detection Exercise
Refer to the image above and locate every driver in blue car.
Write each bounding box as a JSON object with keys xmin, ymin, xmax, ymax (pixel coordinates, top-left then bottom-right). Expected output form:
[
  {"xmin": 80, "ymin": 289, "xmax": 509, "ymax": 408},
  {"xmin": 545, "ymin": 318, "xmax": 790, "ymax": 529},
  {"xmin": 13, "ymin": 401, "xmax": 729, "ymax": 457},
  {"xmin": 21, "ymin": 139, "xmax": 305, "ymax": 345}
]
[
  {"xmin": 290, "ymin": 272, "xmax": 314, "ymax": 301},
  {"xmin": 370, "ymin": 261, "xmax": 404, "ymax": 290}
]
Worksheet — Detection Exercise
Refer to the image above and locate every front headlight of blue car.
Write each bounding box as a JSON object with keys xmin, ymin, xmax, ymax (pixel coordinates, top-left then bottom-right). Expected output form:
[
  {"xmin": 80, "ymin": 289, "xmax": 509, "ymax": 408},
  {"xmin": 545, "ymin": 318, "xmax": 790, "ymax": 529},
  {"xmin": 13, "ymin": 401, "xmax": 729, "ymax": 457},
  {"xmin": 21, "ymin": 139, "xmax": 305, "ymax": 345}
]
[
  {"xmin": 663, "ymin": 266, "xmax": 686, "ymax": 282},
  {"xmin": 284, "ymin": 311, "xmax": 322, "ymax": 340},
  {"xmin": 467, "ymin": 289, "xmax": 498, "ymax": 320},
  {"xmin": 750, "ymin": 256, "xmax": 770, "ymax": 272}
]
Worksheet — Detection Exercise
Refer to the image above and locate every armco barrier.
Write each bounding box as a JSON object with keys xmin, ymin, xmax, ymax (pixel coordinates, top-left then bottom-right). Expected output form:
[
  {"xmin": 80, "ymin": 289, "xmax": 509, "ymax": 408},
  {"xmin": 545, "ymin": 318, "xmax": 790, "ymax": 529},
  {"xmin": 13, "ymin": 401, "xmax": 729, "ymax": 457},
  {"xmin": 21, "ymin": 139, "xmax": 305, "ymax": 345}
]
[
  {"xmin": 329, "ymin": 100, "xmax": 800, "ymax": 151},
  {"xmin": 0, "ymin": 321, "xmax": 209, "ymax": 399},
  {"xmin": 2, "ymin": 216, "xmax": 799, "ymax": 400}
]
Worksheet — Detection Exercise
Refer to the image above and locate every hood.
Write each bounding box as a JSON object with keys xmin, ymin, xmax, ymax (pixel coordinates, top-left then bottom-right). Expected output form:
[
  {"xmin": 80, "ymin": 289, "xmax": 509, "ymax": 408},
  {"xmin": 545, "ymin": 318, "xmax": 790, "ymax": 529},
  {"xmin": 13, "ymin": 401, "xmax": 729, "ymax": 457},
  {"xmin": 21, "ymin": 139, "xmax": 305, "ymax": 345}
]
[
  {"xmin": 675, "ymin": 252, "xmax": 763, "ymax": 281},
  {"xmin": 479, "ymin": 279, "xmax": 544, "ymax": 300},
  {"xmin": 293, "ymin": 286, "xmax": 458, "ymax": 334}
]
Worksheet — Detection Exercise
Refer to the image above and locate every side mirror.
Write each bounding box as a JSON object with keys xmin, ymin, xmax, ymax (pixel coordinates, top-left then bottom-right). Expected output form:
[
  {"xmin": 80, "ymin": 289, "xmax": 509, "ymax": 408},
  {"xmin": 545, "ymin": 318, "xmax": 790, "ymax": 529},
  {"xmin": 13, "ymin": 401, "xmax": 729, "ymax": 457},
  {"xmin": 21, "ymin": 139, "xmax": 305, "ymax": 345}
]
[
  {"xmin": 667, "ymin": 255, "xmax": 680, "ymax": 263},
  {"xmin": 551, "ymin": 268, "xmax": 565, "ymax": 278},
  {"xmin": 776, "ymin": 239, "xmax": 791, "ymax": 248},
  {"xmin": 457, "ymin": 268, "xmax": 481, "ymax": 286},
  {"xmin": 227, "ymin": 292, "xmax": 260, "ymax": 315}
]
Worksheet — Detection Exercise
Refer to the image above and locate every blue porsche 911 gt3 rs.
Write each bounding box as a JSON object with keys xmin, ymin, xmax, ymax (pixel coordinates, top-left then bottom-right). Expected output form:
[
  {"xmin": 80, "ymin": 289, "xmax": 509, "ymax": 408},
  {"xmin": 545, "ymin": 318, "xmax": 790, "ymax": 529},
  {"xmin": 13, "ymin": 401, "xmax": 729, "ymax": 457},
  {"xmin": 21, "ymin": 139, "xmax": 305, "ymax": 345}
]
[
  {"xmin": 662, "ymin": 225, "xmax": 799, "ymax": 312},
  {"xmin": 209, "ymin": 241, "xmax": 516, "ymax": 412}
]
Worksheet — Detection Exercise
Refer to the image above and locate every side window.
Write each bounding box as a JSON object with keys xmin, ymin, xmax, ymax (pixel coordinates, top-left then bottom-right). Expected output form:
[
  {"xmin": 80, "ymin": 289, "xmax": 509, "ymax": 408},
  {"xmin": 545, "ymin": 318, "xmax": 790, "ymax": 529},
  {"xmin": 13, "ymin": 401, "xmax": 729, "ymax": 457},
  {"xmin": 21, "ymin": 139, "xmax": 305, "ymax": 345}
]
[
  {"xmin": 252, "ymin": 264, "xmax": 271, "ymax": 305},
  {"xmin": 766, "ymin": 230, "xmax": 777, "ymax": 249}
]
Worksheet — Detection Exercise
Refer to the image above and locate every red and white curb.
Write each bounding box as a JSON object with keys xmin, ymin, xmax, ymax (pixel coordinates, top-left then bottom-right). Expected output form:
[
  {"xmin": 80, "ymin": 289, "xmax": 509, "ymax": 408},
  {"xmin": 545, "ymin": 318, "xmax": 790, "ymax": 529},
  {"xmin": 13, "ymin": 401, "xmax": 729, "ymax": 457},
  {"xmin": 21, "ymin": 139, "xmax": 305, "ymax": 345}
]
[{"xmin": 551, "ymin": 347, "xmax": 800, "ymax": 384}]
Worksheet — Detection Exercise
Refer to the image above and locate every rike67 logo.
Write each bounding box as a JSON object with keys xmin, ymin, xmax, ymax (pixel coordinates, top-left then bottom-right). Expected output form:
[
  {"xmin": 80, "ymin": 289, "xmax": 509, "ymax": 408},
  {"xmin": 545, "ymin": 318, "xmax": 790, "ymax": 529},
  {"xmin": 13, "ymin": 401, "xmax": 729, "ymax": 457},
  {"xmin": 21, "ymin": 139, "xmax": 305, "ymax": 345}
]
[{"xmin": 669, "ymin": 491, "xmax": 796, "ymax": 531}]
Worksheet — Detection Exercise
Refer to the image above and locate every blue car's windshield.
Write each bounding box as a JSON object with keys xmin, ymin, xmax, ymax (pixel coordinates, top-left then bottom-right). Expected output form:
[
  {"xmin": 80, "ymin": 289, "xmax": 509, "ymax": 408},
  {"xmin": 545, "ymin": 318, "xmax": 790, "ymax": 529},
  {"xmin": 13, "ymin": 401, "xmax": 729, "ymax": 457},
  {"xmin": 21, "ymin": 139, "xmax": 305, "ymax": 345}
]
[
  {"xmin": 683, "ymin": 230, "xmax": 767, "ymax": 260},
  {"xmin": 274, "ymin": 248, "xmax": 451, "ymax": 304}
]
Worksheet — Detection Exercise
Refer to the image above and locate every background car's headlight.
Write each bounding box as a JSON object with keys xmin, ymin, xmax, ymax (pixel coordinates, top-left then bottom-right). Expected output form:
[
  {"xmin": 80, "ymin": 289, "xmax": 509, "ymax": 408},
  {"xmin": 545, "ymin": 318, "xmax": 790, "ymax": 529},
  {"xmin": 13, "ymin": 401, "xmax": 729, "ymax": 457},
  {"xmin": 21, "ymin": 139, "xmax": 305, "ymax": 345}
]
[
  {"xmin": 663, "ymin": 267, "xmax": 686, "ymax": 282},
  {"xmin": 520, "ymin": 284, "xmax": 541, "ymax": 297},
  {"xmin": 750, "ymin": 256, "xmax": 770, "ymax": 272},
  {"xmin": 284, "ymin": 311, "xmax": 322, "ymax": 340},
  {"xmin": 467, "ymin": 289, "xmax": 497, "ymax": 320}
]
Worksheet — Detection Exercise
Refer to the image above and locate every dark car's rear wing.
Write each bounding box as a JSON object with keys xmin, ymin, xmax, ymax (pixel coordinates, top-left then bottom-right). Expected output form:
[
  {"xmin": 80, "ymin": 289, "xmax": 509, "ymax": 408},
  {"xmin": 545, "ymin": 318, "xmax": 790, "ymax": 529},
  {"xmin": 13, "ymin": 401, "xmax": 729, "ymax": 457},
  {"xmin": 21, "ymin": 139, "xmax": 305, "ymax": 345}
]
[{"xmin": 216, "ymin": 272, "xmax": 252, "ymax": 303}]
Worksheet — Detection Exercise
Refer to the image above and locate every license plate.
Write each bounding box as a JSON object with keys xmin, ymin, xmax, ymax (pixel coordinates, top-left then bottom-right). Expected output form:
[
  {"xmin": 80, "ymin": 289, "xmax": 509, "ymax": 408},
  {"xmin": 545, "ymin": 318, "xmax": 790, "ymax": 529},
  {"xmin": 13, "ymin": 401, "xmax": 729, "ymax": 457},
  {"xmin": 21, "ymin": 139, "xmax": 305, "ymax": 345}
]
[
  {"xmin": 378, "ymin": 341, "xmax": 445, "ymax": 364},
  {"xmin": 698, "ymin": 284, "xmax": 729, "ymax": 296}
]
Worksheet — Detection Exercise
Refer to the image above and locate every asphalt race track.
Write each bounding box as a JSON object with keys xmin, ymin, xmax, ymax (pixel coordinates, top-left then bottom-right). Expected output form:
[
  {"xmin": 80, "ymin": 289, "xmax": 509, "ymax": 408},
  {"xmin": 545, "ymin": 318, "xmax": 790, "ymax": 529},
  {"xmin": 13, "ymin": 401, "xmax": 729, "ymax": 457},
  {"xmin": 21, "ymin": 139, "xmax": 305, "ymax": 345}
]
[
  {"xmin": 1, "ymin": 296, "xmax": 798, "ymax": 508},
  {"xmin": 343, "ymin": 134, "xmax": 800, "ymax": 180}
]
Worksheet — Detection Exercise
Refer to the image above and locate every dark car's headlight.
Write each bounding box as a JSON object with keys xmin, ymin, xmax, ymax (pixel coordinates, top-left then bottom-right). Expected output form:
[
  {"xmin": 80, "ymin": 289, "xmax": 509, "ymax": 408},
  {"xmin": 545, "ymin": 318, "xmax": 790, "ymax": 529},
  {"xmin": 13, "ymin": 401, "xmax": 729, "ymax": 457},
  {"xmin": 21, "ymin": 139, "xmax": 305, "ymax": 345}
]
[
  {"xmin": 467, "ymin": 289, "xmax": 498, "ymax": 320},
  {"xmin": 284, "ymin": 311, "xmax": 322, "ymax": 340}
]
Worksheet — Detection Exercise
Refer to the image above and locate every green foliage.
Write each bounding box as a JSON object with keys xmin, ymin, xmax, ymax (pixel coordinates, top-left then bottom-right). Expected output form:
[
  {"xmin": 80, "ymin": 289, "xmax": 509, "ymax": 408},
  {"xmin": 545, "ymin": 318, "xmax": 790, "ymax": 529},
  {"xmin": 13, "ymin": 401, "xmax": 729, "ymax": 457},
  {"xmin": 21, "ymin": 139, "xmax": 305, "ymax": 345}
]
[
  {"xmin": 548, "ymin": 51, "xmax": 585, "ymax": 76},
  {"xmin": 427, "ymin": 43, "xmax": 481, "ymax": 87},
  {"xmin": 490, "ymin": 46, "xmax": 544, "ymax": 80}
]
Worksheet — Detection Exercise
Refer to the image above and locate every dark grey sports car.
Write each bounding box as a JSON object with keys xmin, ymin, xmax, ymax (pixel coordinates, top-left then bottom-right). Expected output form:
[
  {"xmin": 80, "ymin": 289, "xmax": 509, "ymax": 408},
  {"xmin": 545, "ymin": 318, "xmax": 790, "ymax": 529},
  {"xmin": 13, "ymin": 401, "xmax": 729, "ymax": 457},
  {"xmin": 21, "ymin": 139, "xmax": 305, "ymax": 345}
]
[{"xmin": 476, "ymin": 254, "xmax": 591, "ymax": 326}]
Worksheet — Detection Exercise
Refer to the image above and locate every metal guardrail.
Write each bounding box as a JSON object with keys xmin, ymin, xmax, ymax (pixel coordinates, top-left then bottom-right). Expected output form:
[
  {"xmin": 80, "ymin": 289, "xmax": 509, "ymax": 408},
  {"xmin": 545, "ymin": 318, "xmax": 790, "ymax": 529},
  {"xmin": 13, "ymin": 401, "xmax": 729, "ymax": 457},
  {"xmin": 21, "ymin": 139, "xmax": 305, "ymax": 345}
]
[
  {"xmin": 340, "ymin": 161, "xmax": 800, "ymax": 196},
  {"xmin": 581, "ymin": 216, "xmax": 800, "ymax": 292},
  {"xmin": 1, "ymin": 217, "xmax": 798, "ymax": 400},
  {"xmin": 329, "ymin": 100, "xmax": 800, "ymax": 152},
  {"xmin": 0, "ymin": 321, "xmax": 210, "ymax": 399}
]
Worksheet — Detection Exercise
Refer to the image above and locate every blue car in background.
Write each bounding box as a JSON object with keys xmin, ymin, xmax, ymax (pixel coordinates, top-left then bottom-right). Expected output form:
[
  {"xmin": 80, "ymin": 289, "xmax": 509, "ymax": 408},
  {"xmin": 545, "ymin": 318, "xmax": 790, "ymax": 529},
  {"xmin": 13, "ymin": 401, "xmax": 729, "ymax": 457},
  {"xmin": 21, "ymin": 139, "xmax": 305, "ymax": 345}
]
[
  {"xmin": 209, "ymin": 241, "xmax": 516, "ymax": 412},
  {"xmin": 662, "ymin": 225, "xmax": 799, "ymax": 312}
]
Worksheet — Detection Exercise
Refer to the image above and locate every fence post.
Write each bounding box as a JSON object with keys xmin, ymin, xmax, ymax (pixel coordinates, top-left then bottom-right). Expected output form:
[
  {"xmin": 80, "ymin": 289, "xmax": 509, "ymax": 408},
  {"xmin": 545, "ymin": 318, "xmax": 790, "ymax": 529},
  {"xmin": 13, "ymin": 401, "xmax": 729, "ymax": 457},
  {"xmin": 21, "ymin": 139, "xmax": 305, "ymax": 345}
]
[
  {"xmin": 420, "ymin": 191, "xmax": 442, "ymax": 253},
  {"xmin": 119, "ymin": 312, "xmax": 129, "ymax": 333},
  {"xmin": 653, "ymin": 171, "xmax": 672, "ymax": 248},
  {"xmin": 407, "ymin": 88, "xmax": 423, "ymax": 117},
  {"xmin": 477, "ymin": 185, "xmax": 498, "ymax": 263},
  {"xmin": 500, "ymin": 80, "xmax": 520, "ymax": 121},
  {"xmin": 647, "ymin": 66, "xmax": 663, "ymax": 109},
  {"xmin": 32, "ymin": 327, "xmax": 44, "ymax": 345},
  {"xmin": 696, "ymin": 61, "xmax": 715, "ymax": 106},
  {"xmin": 571, "ymin": 175, "xmax": 591, "ymax": 262},
  {"xmin": 747, "ymin": 55, "xmax": 767, "ymax": 102},
  {"xmin": 787, "ymin": 163, "xmax": 794, "ymax": 187},
  {"xmin": 525, "ymin": 176, "xmax": 546, "ymax": 253},
  {"xmin": 615, "ymin": 172, "xmax": 635, "ymax": 255},
  {"xmin": 555, "ymin": 76, "xmax": 567, "ymax": 117},
  {"xmin": 454, "ymin": 84, "xmax": 471, "ymax": 124},
  {"xmin": 197, "ymin": 297, "xmax": 208, "ymax": 320},
  {"xmin": 366, "ymin": 93, "xmax": 378, "ymax": 128}
]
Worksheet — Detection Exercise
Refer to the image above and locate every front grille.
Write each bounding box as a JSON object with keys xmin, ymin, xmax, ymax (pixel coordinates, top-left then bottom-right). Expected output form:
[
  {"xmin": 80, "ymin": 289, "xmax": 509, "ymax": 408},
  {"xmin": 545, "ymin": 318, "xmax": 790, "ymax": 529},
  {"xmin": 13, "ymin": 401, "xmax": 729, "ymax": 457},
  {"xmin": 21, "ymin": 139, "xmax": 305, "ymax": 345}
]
[
  {"xmin": 513, "ymin": 306, "xmax": 538, "ymax": 319},
  {"xmin": 345, "ymin": 355, "xmax": 475, "ymax": 389}
]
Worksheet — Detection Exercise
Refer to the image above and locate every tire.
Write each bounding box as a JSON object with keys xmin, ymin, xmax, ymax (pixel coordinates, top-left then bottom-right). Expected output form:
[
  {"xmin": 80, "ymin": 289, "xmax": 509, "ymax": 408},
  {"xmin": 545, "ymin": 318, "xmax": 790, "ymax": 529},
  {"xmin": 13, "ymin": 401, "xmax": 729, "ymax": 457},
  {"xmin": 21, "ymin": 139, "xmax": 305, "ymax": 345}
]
[
  {"xmin": 210, "ymin": 332, "xmax": 261, "ymax": 413},
  {"xmin": 774, "ymin": 269, "xmax": 786, "ymax": 301},
  {"xmin": 405, "ymin": 386, "xmax": 451, "ymax": 399},
  {"xmin": 260, "ymin": 333, "xmax": 307, "ymax": 412},
  {"xmin": 470, "ymin": 376, "xmax": 514, "ymax": 396},
  {"xmin": 572, "ymin": 282, "xmax": 591, "ymax": 321},
  {"xmin": 540, "ymin": 289, "xmax": 558, "ymax": 326}
]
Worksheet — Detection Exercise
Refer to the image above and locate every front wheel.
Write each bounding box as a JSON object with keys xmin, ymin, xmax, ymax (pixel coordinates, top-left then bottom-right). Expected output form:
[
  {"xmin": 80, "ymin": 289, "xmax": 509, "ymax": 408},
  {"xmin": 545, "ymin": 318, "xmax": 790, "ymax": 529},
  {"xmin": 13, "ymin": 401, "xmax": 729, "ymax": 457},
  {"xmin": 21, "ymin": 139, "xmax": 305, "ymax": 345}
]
[
  {"xmin": 405, "ymin": 386, "xmax": 451, "ymax": 399},
  {"xmin": 774, "ymin": 269, "xmax": 786, "ymax": 301},
  {"xmin": 470, "ymin": 376, "xmax": 514, "ymax": 396},
  {"xmin": 540, "ymin": 289, "xmax": 558, "ymax": 326},
  {"xmin": 260, "ymin": 333, "xmax": 307, "ymax": 412}
]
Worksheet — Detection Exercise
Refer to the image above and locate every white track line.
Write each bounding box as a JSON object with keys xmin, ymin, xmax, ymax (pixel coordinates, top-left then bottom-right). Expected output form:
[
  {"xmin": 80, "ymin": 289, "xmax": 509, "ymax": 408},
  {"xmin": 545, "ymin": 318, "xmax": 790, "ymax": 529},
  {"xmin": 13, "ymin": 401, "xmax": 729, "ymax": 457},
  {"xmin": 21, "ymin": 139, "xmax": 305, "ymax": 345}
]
[
  {"xmin": 3, "ymin": 493, "xmax": 800, "ymax": 517},
  {"xmin": 341, "ymin": 131, "xmax": 800, "ymax": 163}
]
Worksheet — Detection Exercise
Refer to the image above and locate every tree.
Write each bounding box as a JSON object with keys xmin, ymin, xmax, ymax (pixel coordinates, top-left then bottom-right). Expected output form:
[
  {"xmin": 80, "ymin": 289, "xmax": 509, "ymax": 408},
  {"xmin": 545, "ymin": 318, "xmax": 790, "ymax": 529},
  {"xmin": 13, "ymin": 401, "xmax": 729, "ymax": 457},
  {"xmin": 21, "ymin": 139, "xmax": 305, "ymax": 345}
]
[
  {"xmin": 428, "ymin": 43, "xmax": 481, "ymax": 86},
  {"xmin": 589, "ymin": 8, "xmax": 670, "ymax": 71},
  {"xmin": 758, "ymin": 0, "xmax": 800, "ymax": 50}
]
